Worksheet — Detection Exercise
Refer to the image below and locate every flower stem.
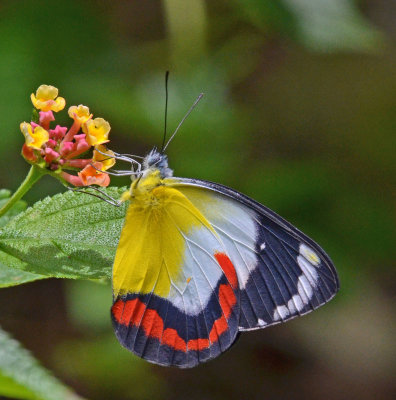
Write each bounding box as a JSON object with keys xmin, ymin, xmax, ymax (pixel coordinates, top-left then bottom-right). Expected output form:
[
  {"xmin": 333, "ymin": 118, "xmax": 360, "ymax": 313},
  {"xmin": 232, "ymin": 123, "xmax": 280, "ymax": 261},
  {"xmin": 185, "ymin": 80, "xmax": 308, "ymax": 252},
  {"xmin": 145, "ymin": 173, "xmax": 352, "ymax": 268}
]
[{"xmin": 0, "ymin": 165, "xmax": 44, "ymax": 218}]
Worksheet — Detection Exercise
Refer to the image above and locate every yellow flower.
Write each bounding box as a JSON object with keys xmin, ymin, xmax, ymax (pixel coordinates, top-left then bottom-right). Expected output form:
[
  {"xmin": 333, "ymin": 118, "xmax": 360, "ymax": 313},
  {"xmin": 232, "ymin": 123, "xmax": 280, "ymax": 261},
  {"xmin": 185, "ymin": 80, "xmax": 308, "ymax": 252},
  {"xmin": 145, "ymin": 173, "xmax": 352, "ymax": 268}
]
[
  {"xmin": 20, "ymin": 122, "xmax": 49, "ymax": 150},
  {"xmin": 30, "ymin": 84, "xmax": 66, "ymax": 112},
  {"xmin": 68, "ymin": 105, "xmax": 92, "ymax": 124},
  {"xmin": 93, "ymin": 144, "xmax": 116, "ymax": 170},
  {"xmin": 83, "ymin": 118, "xmax": 111, "ymax": 146}
]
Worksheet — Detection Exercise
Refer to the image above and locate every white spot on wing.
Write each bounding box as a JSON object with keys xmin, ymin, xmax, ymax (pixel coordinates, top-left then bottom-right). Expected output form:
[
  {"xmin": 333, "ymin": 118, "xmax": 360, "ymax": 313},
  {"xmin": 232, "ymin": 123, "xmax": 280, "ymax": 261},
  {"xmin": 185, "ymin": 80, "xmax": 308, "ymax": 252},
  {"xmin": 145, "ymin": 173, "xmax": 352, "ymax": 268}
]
[
  {"xmin": 288, "ymin": 294, "xmax": 304, "ymax": 313},
  {"xmin": 294, "ymin": 243, "xmax": 321, "ymax": 308},
  {"xmin": 273, "ymin": 243, "xmax": 322, "ymax": 321},
  {"xmin": 297, "ymin": 255, "xmax": 319, "ymax": 287},
  {"xmin": 273, "ymin": 305, "xmax": 290, "ymax": 321},
  {"xmin": 297, "ymin": 276, "xmax": 313, "ymax": 303},
  {"xmin": 260, "ymin": 242, "xmax": 266, "ymax": 251},
  {"xmin": 257, "ymin": 318, "xmax": 266, "ymax": 326},
  {"xmin": 299, "ymin": 243, "xmax": 320, "ymax": 266}
]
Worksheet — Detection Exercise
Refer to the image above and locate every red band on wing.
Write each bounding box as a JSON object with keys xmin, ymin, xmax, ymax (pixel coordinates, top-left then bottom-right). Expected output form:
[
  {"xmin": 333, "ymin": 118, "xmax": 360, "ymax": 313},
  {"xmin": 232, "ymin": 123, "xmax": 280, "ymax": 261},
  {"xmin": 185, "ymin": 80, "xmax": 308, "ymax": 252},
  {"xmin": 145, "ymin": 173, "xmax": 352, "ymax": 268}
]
[
  {"xmin": 218, "ymin": 283, "xmax": 236, "ymax": 319},
  {"xmin": 214, "ymin": 252, "xmax": 238, "ymax": 289},
  {"xmin": 112, "ymin": 254, "xmax": 238, "ymax": 352}
]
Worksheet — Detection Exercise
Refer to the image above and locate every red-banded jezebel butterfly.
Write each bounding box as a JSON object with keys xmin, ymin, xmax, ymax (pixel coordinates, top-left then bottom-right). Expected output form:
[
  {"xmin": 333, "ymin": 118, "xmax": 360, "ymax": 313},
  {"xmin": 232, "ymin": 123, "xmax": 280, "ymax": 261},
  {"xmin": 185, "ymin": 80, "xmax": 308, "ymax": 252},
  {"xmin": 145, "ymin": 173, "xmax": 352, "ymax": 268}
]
[{"xmin": 104, "ymin": 79, "xmax": 339, "ymax": 368}]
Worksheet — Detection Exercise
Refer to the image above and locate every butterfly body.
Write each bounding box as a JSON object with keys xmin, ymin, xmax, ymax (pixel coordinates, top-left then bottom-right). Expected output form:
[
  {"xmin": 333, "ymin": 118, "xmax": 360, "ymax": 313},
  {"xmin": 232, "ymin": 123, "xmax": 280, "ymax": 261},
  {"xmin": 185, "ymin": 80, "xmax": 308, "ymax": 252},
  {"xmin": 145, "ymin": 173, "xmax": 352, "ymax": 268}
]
[{"xmin": 111, "ymin": 149, "xmax": 339, "ymax": 368}]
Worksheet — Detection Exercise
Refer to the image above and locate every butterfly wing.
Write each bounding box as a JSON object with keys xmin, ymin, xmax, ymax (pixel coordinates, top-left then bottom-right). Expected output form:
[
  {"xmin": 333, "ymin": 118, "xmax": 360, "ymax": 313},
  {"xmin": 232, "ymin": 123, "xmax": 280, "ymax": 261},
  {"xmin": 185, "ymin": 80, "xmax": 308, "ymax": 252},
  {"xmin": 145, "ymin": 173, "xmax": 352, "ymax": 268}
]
[
  {"xmin": 111, "ymin": 185, "xmax": 240, "ymax": 368},
  {"xmin": 111, "ymin": 177, "xmax": 339, "ymax": 368},
  {"xmin": 167, "ymin": 177, "xmax": 339, "ymax": 331}
]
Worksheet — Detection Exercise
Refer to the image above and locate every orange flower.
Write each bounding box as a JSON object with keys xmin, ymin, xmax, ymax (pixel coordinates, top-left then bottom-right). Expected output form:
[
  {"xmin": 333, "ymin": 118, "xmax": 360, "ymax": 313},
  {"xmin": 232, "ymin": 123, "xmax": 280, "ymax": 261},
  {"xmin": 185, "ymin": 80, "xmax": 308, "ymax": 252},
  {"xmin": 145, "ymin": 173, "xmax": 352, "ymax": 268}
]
[
  {"xmin": 21, "ymin": 143, "xmax": 38, "ymax": 162},
  {"xmin": 78, "ymin": 162, "xmax": 110, "ymax": 187}
]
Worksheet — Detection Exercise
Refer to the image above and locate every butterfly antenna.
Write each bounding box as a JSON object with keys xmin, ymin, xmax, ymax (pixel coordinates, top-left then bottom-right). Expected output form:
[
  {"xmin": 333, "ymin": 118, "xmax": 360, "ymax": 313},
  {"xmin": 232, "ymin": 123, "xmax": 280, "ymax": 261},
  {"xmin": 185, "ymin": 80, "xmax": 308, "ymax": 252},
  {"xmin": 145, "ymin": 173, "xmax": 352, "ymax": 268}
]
[
  {"xmin": 160, "ymin": 71, "xmax": 170, "ymax": 153},
  {"xmin": 162, "ymin": 92, "xmax": 204, "ymax": 152}
]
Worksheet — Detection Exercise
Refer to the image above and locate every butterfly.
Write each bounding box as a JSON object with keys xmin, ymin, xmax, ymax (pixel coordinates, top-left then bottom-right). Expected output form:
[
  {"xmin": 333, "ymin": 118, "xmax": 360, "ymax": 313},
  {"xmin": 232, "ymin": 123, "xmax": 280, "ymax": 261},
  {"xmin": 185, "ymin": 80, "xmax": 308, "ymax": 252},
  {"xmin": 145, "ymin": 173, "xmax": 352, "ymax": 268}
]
[
  {"xmin": 104, "ymin": 82, "xmax": 339, "ymax": 368},
  {"xmin": 108, "ymin": 146, "xmax": 339, "ymax": 368}
]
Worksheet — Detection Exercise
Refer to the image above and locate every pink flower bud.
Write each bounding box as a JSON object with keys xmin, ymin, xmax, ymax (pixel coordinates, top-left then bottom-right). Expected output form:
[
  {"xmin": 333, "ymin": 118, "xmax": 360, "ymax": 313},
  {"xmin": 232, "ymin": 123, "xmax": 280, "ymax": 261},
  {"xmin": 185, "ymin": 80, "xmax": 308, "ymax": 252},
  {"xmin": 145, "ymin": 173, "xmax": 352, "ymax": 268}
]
[
  {"xmin": 61, "ymin": 171, "xmax": 85, "ymax": 186},
  {"xmin": 74, "ymin": 134, "xmax": 90, "ymax": 152},
  {"xmin": 47, "ymin": 139, "xmax": 57, "ymax": 148},
  {"xmin": 39, "ymin": 110, "xmax": 55, "ymax": 130},
  {"xmin": 60, "ymin": 141, "xmax": 75, "ymax": 157},
  {"xmin": 65, "ymin": 158, "xmax": 91, "ymax": 168},
  {"xmin": 44, "ymin": 148, "xmax": 60, "ymax": 164},
  {"xmin": 49, "ymin": 125, "xmax": 68, "ymax": 140}
]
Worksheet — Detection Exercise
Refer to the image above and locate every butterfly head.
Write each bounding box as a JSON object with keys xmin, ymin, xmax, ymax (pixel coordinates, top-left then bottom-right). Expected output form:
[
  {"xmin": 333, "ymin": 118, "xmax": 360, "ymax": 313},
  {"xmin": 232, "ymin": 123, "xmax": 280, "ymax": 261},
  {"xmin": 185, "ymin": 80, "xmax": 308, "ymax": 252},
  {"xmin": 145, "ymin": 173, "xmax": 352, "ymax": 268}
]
[
  {"xmin": 142, "ymin": 148, "xmax": 173, "ymax": 179},
  {"xmin": 120, "ymin": 148, "xmax": 173, "ymax": 203}
]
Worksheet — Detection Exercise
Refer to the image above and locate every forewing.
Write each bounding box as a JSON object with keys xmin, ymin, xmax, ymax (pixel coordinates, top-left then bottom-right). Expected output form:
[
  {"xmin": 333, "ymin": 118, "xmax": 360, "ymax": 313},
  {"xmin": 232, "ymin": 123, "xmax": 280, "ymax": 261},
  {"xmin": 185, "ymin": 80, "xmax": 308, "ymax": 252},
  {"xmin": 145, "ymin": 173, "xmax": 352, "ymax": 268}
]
[
  {"xmin": 168, "ymin": 178, "xmax": 339, "ymax": 331},
  {"xmin": 111, "ymin": 186, "xmax": 240, "ymax": 368}
]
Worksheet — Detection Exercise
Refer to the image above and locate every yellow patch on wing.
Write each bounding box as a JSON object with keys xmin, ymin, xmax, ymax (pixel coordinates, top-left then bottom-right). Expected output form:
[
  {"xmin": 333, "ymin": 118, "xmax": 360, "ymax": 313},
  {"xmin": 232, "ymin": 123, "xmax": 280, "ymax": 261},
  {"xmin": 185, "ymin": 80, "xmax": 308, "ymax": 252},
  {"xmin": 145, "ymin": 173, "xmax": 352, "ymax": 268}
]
[{"xmin": 113, "ymin": 183, "xmax": 215, "ymax": 298}]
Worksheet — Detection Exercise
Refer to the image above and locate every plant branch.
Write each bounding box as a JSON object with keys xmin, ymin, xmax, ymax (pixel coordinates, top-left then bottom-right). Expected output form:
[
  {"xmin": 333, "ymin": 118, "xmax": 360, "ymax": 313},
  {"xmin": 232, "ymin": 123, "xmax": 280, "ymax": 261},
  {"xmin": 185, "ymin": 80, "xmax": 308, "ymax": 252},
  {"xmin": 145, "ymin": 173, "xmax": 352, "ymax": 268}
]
[{"xmin": 0, "ymin": 165, "xmax": 44, "ymax": 218}]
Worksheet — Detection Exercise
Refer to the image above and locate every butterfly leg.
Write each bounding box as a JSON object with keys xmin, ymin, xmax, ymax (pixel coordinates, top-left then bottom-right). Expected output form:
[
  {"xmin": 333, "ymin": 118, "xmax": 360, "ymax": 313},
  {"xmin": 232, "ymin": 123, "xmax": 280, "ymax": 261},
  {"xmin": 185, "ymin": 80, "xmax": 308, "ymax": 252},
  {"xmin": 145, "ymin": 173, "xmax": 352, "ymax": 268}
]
[
  {"xmin": 65, "ymin": 185, "xmax": 122, "ymax": 207},
  {"xmin": 95, "ymin": 149, "xmax": 142, "ymax": 172}
]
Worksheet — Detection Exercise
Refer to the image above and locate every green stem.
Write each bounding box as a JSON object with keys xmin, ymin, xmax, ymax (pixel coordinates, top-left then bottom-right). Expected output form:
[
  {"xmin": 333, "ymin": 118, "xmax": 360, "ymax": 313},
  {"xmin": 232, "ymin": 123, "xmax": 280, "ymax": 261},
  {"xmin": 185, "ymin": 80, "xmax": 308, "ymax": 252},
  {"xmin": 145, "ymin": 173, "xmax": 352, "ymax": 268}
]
[{"xmin": 0, "ymin": 165, "xmax": 44, "ymax": 218}]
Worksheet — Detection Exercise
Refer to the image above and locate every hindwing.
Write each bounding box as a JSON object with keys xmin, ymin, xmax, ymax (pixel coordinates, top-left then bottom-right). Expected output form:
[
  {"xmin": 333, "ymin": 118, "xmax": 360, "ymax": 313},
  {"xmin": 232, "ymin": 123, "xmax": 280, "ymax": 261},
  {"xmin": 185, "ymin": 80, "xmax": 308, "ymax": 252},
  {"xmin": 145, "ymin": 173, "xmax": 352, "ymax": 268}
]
[{"xmin": 111, "ymin": 185, "xmax": 240, "ymax": 368}]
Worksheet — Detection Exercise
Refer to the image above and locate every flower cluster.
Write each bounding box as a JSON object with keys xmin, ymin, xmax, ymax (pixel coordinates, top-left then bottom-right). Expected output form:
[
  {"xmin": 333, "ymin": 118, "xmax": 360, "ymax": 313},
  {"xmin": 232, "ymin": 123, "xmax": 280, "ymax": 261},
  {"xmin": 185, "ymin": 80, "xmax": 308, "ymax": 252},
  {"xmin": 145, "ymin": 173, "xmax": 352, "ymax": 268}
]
[{"xmin": 20, "ymin": 85, "xmax": 115, "ymax": 187}]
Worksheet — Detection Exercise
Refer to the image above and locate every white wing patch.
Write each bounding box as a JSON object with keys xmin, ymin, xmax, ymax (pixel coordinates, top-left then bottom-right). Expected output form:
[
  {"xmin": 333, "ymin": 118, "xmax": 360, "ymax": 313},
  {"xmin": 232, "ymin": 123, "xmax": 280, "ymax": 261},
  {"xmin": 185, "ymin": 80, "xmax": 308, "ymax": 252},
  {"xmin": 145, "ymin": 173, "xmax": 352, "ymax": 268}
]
[
  {"xmin": 273, "ymin": 243, "xmax": 321, "ymax": 321},
  {"xmin": 167, "ymin": 225, "xmax": 225, "ymax": 315},
  {"xmin": 257, "ymin": 318, "xmax": 267, "ymax": 326},
  {"xmin": 299, "ymin": 243, "xmax": 321, "ymax": 266},
  {"xmin": 173, "ymin": 186, "xmax": 258, "ymax": 290}
]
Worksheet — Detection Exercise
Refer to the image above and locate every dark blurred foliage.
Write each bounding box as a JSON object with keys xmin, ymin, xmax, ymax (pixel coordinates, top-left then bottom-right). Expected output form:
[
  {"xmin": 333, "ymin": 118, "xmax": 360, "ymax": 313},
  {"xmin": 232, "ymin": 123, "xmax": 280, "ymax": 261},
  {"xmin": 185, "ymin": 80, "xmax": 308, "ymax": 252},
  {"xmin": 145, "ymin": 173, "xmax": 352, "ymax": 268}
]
[{"xmin": 0, "ymin": 1, "xmax": 395, "ymax": 399}]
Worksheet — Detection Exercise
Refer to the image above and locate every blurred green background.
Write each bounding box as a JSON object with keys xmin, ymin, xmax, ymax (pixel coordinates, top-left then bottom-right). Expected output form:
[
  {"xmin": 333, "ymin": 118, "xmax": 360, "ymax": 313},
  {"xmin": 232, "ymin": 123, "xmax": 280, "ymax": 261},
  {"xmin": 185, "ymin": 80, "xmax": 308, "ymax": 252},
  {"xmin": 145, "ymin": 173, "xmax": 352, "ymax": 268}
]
[{"xmin": 0, "ymin": 0, "xmax": 395, "ymax": 399}]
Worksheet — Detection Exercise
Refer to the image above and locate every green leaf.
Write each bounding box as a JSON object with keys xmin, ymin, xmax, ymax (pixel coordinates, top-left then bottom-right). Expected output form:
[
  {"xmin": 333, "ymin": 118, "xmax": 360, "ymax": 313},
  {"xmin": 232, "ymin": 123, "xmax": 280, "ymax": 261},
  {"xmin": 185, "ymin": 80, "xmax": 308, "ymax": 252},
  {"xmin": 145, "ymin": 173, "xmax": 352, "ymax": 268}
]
[
  {"xmin": 0, "ymin": 259, "xmax": 43, "ymax": 289},
  {"xmin": 0, "ymin": 189, "xmax": 27, "ymax": 227},
  {"xmin": 0, "ymin": 187, "xmax": 127, "ymax": 280},
  {"xmin": 0, "ymin": 326, "xmax": 83, "ymax": 400},
  {"xmin": 0, "ymin": 189, "xmax": 44, "ymax": 287}
]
